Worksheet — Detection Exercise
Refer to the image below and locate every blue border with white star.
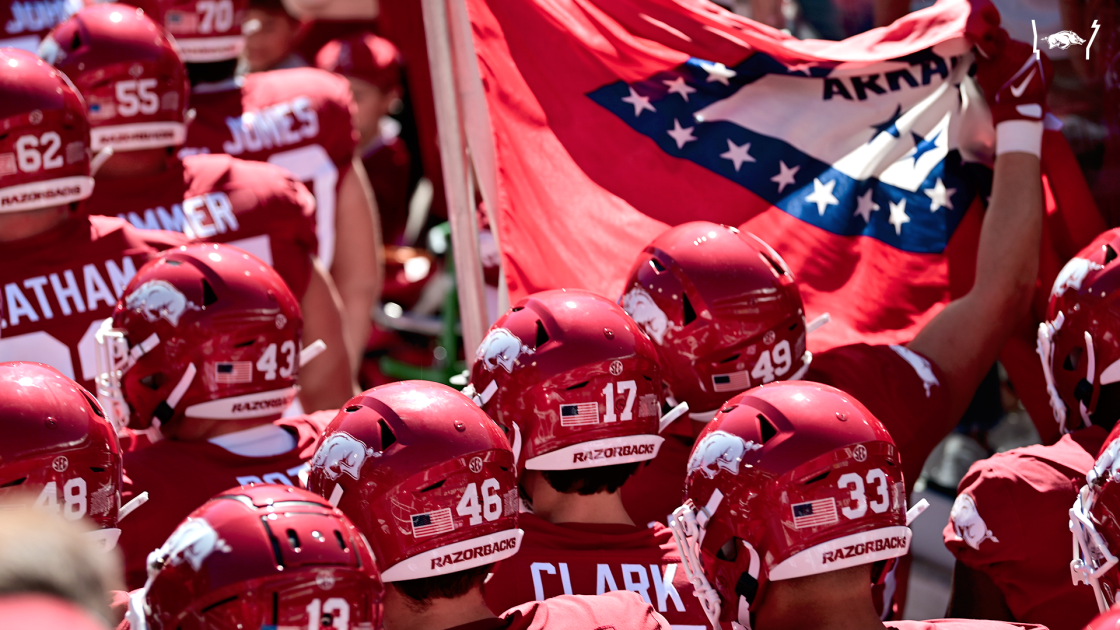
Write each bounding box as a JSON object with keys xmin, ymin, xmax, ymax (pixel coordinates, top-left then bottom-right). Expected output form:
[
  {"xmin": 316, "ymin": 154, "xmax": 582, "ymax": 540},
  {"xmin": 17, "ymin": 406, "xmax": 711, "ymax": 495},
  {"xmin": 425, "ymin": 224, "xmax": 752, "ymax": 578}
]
[{"xmin": 587, "ymin": 53, "xmax": 992, "ymax": 255}]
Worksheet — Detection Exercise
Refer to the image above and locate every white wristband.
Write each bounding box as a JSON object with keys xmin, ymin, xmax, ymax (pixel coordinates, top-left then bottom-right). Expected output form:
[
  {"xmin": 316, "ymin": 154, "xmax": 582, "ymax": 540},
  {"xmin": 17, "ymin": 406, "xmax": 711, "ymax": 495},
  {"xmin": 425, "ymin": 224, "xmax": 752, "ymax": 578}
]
[{"xmin": 996, "ymin": 120, "xmax": 1044, "ymax": 157}]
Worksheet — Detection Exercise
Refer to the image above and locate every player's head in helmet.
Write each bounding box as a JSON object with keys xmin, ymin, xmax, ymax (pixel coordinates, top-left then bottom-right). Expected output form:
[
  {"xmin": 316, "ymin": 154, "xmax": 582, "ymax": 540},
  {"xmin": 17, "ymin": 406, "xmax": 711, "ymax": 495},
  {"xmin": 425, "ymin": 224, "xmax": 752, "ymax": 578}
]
[
  {"xmin": 465, "ymin": 289, "xmax": 680, "ymax": 523},
  {"xmin": 147, "ymin": 0, "xmax": 247, "ymax": 85},
  {"xmin": 669, "ymin": 381, "xmax": 922, "ymax": 630},
  {"xmin": 126, "ymin": 484, "xmax": 383, "ymax": 630},
  {"xmin": 1039, "ymin": 229, "xmax": 1120, "ymax": 434},
  {"xmin": 41, "ymin": 4, "xmax": 190, "ymax": 181},
  {"xmin": 0, "ymin": 362, "xmax": 125, "ymax": 551},
  {"xmin": 307, "ymin": 381, "xmax": 521, "ymax": 629},
  {"xmin": 1071, "ymin": 425, "xmax": 1120, "ymax": 613},
  {"xmin": 316, "ymin": 32, "xmax": 403, "ymax": 147},
  {"xmin": 619, "ymin": 221, "xmax": 815, "ymax": 422},
  {"xmin": 243, "ymin": 0, "xmax": 301, "ymax": 73},
  {"xmin": 0, "ymin": 48, "xmax": 94, "ymax": 242},
  {"xmin": 95, "ymin": 242, "xmax": 311, "ymax": 440}
]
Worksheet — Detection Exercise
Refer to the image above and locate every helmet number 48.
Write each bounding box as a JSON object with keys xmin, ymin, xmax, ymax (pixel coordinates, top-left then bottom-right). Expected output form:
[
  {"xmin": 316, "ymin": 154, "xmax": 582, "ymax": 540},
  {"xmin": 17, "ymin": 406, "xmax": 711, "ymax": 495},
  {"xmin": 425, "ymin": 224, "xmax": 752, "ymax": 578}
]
[
  {"xmin": 456, "ymin": 478, "xmax": 502, "ymax": 525},
  {"xmin": 34, "ymin": 478, "xmax": 88, "ymax": 521}
]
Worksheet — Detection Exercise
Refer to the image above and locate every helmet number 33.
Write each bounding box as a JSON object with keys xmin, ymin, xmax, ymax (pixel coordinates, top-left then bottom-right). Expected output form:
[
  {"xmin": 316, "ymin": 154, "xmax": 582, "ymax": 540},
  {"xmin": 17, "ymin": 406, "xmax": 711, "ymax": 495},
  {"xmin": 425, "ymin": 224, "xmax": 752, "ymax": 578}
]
[{"xmin": 838, "ymin": 468, "xmax": 890, "ymax": 519}]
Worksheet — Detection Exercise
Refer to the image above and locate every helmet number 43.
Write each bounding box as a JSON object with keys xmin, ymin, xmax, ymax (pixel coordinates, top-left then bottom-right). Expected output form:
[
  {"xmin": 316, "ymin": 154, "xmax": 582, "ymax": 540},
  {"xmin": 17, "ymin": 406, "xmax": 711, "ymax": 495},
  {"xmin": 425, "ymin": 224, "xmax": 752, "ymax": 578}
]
[{"xmin": 456, "ymin": 478, "xmax": 501, "ymax": 526}]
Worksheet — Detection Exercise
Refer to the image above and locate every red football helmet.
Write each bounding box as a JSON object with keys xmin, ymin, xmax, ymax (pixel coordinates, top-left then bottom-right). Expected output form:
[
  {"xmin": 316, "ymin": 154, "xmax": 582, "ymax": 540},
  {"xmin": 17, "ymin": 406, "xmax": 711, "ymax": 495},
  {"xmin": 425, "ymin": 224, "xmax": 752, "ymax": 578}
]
[
  {"xmin": 1038, "ymin": 229, "xmax": 1120, "ymax": 434},
  {"xmin": 160, "ymin": 0, "xmax": 246, "ymax": 63},
  {"xmin": 41, "ymin": 4, "xmax": 189, "ymax": 152},
  {"xmin": 466, "ymin": 289, "xmax": 668, "ymax": 475},
  {"xmin": 669, "ymin": 382, "xmax": 914, "ymax": 629},
  {"xmin": 95, "ymin": 243, "xmax": 303, "ymax": 431},
  {"xmin": 0, "ymin": 48, "xmax": 93, "ymax": 213},
  {"xmin": 306, "ymin": 381, "xmax": 522, "ymax": 583},
  {"xmin": 127, "ymin": 484, "xmax": 383, "ymax": 630},
  {"xmin": 619, "ymin": 222, "xmax": 811, "ymax": 419},
  {"xmin": 0, "ymin": 362, "xmax": 123, "ymax": 551},
  {"xmin": 1071, "ymin": 429, "xmax": 1120, "ymax": 613}
]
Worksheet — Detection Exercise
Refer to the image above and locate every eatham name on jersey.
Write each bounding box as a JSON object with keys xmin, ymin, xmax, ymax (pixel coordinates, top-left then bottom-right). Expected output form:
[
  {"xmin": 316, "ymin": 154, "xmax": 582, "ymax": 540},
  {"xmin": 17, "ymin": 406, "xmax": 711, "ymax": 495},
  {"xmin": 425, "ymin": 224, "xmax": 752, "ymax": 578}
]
[
  {"xmin": 572, "ymin": 443, "xmax": 655, "ymax": 464},
  {"xmin": 1, "ymin": 183, "xmax": 85, "ymax": 209},
  {"xmin": 221, "ymin": 97, "xmax": 319, "ymax": 156},
  {"xmin": 117, "ymin": 191, "xmax": 240, "ymax": 239},
  {"xmin": 4, "ymin": 257, "xmax": 138, "ymax": 327},
  {"xmin": 821, "ymin": 535, "xmax": 908, "ymax": 564},
  {"xmin": 431, "ymin": 537, "xmax": 519, "ymax": 570}
]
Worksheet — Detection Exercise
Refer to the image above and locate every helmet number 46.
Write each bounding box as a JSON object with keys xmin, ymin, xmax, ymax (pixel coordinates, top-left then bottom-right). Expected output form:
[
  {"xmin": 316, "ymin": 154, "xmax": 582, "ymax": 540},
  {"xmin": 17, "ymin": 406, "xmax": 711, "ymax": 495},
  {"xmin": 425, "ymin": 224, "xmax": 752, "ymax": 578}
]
[{"xmin": 456, "ymin": 478, "xmax": 501, "ymax": 525}]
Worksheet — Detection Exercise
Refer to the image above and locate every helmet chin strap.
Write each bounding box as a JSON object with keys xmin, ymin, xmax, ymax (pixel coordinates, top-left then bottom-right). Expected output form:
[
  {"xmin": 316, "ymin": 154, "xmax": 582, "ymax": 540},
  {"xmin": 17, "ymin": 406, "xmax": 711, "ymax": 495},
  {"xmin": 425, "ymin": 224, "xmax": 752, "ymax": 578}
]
[
  {"xmin": 152, "ymin": 363, "xmax": 197, "ymax": 425},
  {"xmin": 1037, "ymin": 313, "xmax": 1070, "ymax": 433},
  {"xmin": 1081, "ymin": 330, "xmax": 1096, "ymax": 429},
  {"xmin": 670, "ymin": 489, "xmax": 725, "ymax": 630},
  {"xmin": 659, "ymin": 401, "xmax": 689, "ymax": 433},
  {"xmin": 89, "ymin": 146, "xmax": 114, "ymax": 176}
]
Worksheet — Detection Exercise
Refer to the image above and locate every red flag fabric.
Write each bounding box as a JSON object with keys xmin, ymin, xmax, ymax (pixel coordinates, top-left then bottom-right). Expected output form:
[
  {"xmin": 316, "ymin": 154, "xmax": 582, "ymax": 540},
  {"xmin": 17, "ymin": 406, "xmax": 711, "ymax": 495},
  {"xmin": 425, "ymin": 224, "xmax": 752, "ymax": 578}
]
[{"xmin": 466, "ymin": 0, "xmax": 1103, "ymax": 435}]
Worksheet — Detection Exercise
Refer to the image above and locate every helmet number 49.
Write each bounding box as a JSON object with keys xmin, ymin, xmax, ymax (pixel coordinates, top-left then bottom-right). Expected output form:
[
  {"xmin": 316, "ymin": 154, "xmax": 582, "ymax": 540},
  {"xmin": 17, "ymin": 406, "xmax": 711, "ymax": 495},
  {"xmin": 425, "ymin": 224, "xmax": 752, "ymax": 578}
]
[
  {"xmin": 305, "ymin": 597, "xmax": 349, "ymax": 630},
  {"xmin": 34, "ymin": 478, "xmax": 88, "ymax": 521},
  {"xmin": 838, "ymin": 468, "xmax": 890, "ymax": 519},
  {"xmin": 751, "ymin": 339, "xmax": 792, "ymax": 385},
  {"xmin": 456, "ymin": 478, "xmax": 502, "ymax": 525}
]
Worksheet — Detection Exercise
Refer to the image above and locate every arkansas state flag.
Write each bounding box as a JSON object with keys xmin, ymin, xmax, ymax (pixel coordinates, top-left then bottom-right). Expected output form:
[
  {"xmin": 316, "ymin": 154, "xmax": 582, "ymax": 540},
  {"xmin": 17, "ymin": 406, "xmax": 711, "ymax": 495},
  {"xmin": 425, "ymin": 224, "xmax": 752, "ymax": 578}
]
[{"xmin": 466, "ymin": 0, "xmax": 1103, "ymax": 437}]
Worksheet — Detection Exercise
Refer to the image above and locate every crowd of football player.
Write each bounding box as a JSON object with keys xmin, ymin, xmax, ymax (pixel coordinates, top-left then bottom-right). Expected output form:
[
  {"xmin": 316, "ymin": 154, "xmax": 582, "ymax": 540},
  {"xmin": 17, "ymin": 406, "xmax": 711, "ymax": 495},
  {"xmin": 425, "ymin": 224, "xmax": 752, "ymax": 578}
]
[{"xmin": 0, "ymin": 1, "xmax": 1118, "ymax": 630}]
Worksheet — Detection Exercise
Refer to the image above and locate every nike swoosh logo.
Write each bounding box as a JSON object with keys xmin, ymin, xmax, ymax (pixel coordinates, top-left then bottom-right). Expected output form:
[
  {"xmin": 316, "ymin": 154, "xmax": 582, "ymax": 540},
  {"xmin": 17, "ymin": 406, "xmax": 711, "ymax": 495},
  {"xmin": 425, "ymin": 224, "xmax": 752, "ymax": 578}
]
[{"xmin": 1010, "ymin": 67, "xmax": 1036, "ymax": 98}]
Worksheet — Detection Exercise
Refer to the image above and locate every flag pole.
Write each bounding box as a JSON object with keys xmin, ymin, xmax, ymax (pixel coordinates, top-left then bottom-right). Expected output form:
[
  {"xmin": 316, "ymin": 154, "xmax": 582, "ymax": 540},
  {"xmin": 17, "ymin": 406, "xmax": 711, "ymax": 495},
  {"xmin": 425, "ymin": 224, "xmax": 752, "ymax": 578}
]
[{"xmin": 421, "ymin": 0, "xmax": 489, "ymax": 365}]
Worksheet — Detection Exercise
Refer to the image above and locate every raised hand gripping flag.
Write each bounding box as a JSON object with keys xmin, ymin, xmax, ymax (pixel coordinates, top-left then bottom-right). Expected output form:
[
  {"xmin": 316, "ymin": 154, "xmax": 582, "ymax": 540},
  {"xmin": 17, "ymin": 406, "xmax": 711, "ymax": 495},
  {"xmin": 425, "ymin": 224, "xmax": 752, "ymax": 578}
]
[{"xmin": 465, "ymin": 0, "xmax": 1103, "ymax": 436}]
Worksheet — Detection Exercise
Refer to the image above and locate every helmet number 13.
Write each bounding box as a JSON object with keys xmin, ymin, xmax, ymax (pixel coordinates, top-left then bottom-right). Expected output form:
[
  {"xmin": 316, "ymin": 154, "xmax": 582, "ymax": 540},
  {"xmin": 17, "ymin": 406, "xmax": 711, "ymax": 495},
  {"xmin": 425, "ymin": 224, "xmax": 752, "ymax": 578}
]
[
  {"xmin": 838, "ymin": 468, "xmax": 890, "ymax": 519},
  {"xmin": 305, "ymin": 597, "xmax": 349, "ymax": 630}
]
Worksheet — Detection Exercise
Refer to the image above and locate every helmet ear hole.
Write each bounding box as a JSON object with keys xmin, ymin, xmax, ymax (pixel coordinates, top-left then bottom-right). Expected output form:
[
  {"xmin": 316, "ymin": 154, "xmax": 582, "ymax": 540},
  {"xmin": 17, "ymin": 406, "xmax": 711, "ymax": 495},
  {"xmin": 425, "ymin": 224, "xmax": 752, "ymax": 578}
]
[
  {"xmin": 682, "ymin": 294, "xmax": 697, "ymax": 325},
  {"xmin": 1065, "ymin": 346, "xmax": 1083, "ymax": 371},
  {"xmin": 378, "ymin": 418, "xmax": 397, "ymax": 450},
  {"xmin": 757, "ymin": 414, "xmax": 777, "ymax": 444},
  {"xmin": 201, "ymin": 279, "xmax": 219, "ymax": 306},
  {"xmin": 1106, "ymin": 244, "xmax": 1118, "ymax": 265},
  {"xmin": 535, "ymin": 320, "xmax": 550, "ymax": 348},
  {"xmin": 649, "ymin": 258, "xmax": 667, "ymax": 273},
  {"xmin": 717, "ymin": 537, "xmax": 738, "ymax": 561}
]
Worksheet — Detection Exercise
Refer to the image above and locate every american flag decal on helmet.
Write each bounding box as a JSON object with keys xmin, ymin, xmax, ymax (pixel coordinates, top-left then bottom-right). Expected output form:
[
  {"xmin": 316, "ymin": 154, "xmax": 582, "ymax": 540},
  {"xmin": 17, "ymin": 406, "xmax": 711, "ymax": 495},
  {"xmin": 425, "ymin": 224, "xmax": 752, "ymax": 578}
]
[
  {"xmin": 712, "ymin": 371, "xmax": 750, "ymax": 392},
  {"xmin": 560, "ymin": 402, "xmax": 599, "ymax": 426},
  {"xmin": 792, "ymin": 498, "xmax": 839, "ymax": 529},
  {"xmin": 411, "ymin": 508, "xmax": 455, "ymax": 538},
  {"xmin": 214, "ymin": 362, "xmax": 253, "ymax": 384}
]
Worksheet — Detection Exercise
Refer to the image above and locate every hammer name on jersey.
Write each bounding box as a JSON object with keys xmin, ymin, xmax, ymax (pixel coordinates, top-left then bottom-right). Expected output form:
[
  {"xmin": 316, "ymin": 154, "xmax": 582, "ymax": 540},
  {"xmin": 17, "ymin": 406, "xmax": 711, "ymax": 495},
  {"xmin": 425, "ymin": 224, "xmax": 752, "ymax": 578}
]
[
  {"xmin": 430, "ymin": 536, "xmax": 518, "ymax": 570},
  {"xmin": 3, "ymin": 256, "xmax": 138, "ymax": 327},
  {"xmin": 118, "ymin": 191, "xmax": 240, "ymax": 240},
  {"xmin": 5, "ymin": 0, "xmax": 68, "ymax": 35},
  {"xmin": 529, "ymin": 561, "xmax": 687, "ymax": 614},
  {"xmin": 820, "ymin": 536, "xmax": 908, "ymax": 564},
  {"xmin": 571, "ymin": 443, "xmax": 655, "ymax": 464},
  {"xmin": 221, "ymin": 97, "xmax": 319, "ymax": 156}
]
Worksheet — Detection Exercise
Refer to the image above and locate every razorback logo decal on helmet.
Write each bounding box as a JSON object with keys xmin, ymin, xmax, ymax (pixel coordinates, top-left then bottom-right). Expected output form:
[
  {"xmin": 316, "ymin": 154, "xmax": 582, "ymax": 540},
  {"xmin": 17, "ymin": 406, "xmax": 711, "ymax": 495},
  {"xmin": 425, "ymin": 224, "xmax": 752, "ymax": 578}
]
[
  {"xmin": 476, "ymin": 328, "xmax": 533, "ymax": 373},
  {"xmin": 311, "ymin": 432, "xmax": 377, "ymax": 481},
  {"xmin": 621, "ymin": 287, "xmax": 671, "ymax": 344},
  {"xmin": 687, "ymin": 430, "xmax": 761, "ymax": 478},
  {"xmin": 125, "ymin": 280, "xmax": 195, "ymax": 326},
  {"xmin": 156, "ymin": 519, "xmax": 230, "ymax": 571},
  {"xmin": 949, "ymin": 493, "xmax": 999, "ymax": 550},
  {"xmin": 1052, "ymin": 257, "xmax": 1105, "ymax": 299}
]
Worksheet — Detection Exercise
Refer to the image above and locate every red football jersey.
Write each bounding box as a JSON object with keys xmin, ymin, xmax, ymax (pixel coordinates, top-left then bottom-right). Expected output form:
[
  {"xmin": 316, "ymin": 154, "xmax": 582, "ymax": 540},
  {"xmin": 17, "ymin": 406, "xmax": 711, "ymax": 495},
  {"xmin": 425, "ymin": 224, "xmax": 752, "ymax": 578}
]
[
  {"xmin": 118, "ymin": 411, "xmax": 334, "ymax": 589},
  {"xmin": 624, "ymin": 343, "xmax": 949, "ymax": 527},
  {"xmin": 942, "ymin": 427, "xmax": 1106, "ymax": 630},
  {"xmin": 83, "ymin": 154, "xmax": 318, "ymax": 298},
  {"xmin": 495, "ymin": 591, "xmax": 670, "ymax": 630},
  {"xmin": 484, "ymin": 513, "xmax": 710, "ymax": 628},
  {"xmin": 182, "ymin": 69, "xmax": 358, "ymax": 268},
  {"xmin": 0, "ymin": 215, "xmax": 186, "ymax": 393},
  {"xmin": 0, "ymin": 0, "xmax": 70, "ymax": 52}
]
